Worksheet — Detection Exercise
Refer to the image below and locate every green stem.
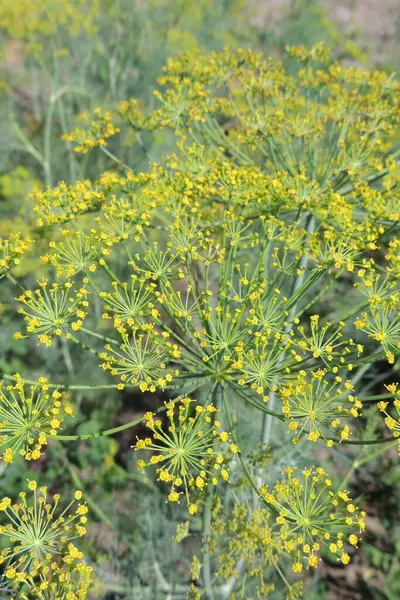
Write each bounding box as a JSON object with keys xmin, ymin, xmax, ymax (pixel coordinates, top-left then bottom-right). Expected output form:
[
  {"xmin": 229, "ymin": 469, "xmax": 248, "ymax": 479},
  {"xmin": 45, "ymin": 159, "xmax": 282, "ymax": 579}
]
[
  {"xmin": 11, "ymin": 114, "xmax": 47, "ymax": 169},
  {"xmin": 222, "ymin": 387, "xmax": 260, "ymax": 496},
  {"xmin": 99, "ymin": 260, "xmax": 122, "ymax": 285},
  {"xmin": 6, "ymin": 272, "xmax": 25, "ymax": 293},
  {"xmin": 338, "ymin": 441, "xmax": 397, "ymax": 491},
  {"xmin": 1, "ymin": 373, "xmax": 129, "ymax": 390},
  {"xmin": 80, "ymin": 326, "xmax": 119, "ymax": 346},
  {"xmin": 261, "ymin": 214, "xmax": 316, "ymax": 448},
  {"xmin": 202, "ymin": 383, "xmax": 219, "ymax": 600},
  {"xmin": 202, "ymin": 486, "xmax": 215, "ymax": 600},
  {"xmin": 51, "ymin": 417, "xmax": 145, "ymax": 441},
  {"xmin": 51, "ymin": 389, "xmax": 198, "ymax": 441},
  {"xmin": 69, "ymin": 334, "xmax": 103, "ymax": 358},
  {"xmin": 361, "ymin": 393, "xmax": 393, "ymax": 401},
  {"xmin": 231, "ymin": 384, "xmax": 285, "ymax": 421},
  {"xmin": 333, "ymin": 435, "xmax": 397, "ymax": 446},
  {"xmin": 100, "ymin": 145, "xmax": 131, "ymax": 171}
]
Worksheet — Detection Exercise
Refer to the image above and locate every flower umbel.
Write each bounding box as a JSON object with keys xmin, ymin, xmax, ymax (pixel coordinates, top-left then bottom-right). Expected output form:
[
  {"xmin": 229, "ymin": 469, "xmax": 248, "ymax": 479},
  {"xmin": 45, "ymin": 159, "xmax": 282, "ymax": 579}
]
[
  {"xmin": 134, "ymin": 396, "xmax": 234, "ymax": 513},
  {"xmin": 62, "ymin": 107, "xmax": 120, "ymax": 153},
  {"xmin": 280, "ymin": 369, "xmax": 362, "ymax": 445},
  {"xmin": 260, "ymin": 467, "xmax": 365, "ymax": 571},
  {"xmin": 0, "ymin": 483, "xmax": 88, "ymax": 589},
  {"xmin": 377, "ymin": 383, "xmax": 400, "ymax": 452},
  {"xmin": 16, "ymin": 557, "xmax": 93, "ymax": 600},
  {"xmin": 16, "ymin": 280, "xmax": 88, "ymax": 346},
  {"xmin": 0, "ymin": 376, "xmax": 71, "ymax": 465},
  {"xmin": 0, "ymin": 234, "xmax": 31, "ymax": 278},
  {"xmin": 100, "ymin": 332, "xmax": 177, "ymax": 391}
]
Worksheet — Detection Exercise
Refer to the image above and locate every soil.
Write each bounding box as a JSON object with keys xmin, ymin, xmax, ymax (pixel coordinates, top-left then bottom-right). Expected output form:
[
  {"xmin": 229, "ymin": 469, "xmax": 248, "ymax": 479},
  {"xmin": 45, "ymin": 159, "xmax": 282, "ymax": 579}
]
[{"xmin": 248, "ymin": 0, "xmax": 400, "ymax": 67}]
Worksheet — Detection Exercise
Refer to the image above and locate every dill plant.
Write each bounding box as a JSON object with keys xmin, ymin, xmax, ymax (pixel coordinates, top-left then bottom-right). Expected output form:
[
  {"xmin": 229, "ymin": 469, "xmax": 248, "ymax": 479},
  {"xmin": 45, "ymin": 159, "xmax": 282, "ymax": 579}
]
[{"xmin": 1, "ymin": 43, "xmax": 400, "ymax": 598}]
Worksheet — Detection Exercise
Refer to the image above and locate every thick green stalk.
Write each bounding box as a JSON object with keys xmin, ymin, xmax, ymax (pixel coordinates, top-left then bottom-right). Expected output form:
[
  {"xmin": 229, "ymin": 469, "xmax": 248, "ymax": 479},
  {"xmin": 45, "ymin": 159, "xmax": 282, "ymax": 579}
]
[{"xmin": 202, "ymin": 383, "xmax": 220, "ymax": 600}]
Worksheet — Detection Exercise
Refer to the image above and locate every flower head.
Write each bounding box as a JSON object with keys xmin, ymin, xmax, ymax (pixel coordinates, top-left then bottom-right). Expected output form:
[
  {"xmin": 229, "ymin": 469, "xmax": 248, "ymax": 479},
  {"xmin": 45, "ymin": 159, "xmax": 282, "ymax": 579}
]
[
  {"xmin": 377, "ymin": 383, "xmax": 400, "ymax": 451},
  {"xmin": 99, "ymin": 277, "xmax": 156, "ymax": 331},
  {"xmin": 100, "ymin": 332, "xmax": 178, "ymax": 391},
  {"xmin": 0, "ymin": 376, "xmax": 71, "ymax": 464},
  {"xmin": 41, "ymin": 229, "xmax": 100, "ymax": 277},
  {"xmin": 31, "ymin": 179, "xmax": 105, "ymax": 228},
  {"xmin": 16, "ymin": 281, "xmax": 88, "ymax": 346},
  {"xmin": 0, "ymin": 234, "xmax": 31, "ymax": 278},
  {"xmin": 0, "ymin": 481, "xmax": 88, "ymax": 589},
  {"xmin": 354, "ymin": 298, "xmax": 400, "ymax": 364},
  {"xmin": 280, "ymin": 369, "xmax": 362, "ymax": 445},
  {"xmin": 62, "ymin": 107, "xmax": 120, "ymax": 154},
  {"xmin": 134, "ymin": 396, "xmax": 233, "ymax": 512},
  {"xmin": 211, "ymin": 499, "xmax": 283, "ymax": 586},
  {"xmin": 260, "ymin": 467, "xmax": 365, "ymax": 570}
]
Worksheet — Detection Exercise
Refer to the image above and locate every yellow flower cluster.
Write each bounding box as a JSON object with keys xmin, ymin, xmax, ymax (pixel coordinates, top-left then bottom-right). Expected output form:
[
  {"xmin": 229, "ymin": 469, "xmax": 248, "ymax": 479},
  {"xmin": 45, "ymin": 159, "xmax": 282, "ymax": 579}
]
[
  {"xmin": 62, "ymin": 108, "xmax": 120, "ymax": 154},
  {"xmin": 279, "ymin": 369, "xmax": 362, "ymax": 445},
  {"xmin": 100, "ymin": 332, "xmax": 178, "ymax": 391},
  {"xmin": 354, "ymin": 294, "xmax": 400, "ymax": 364},
  {"xmin": 378, "ymin": 383, "xmax": 400, "ymax": 451},
  {"xmin": 15, "ymin": 280, "xmax": 89, "ymax": 346},
  {"xmin": 210, "ymin": 499, "xmax": 285, "ymax": 597},
  {"xmin": 40, "ymin": 229, "xmax": 100, "ymax": 278},
  {"xmin": 0, "ymin": 234, "xmax": 31, "ymax": 278},
  {"xmin": 30, "ymin": 180, "xmax": 106, "ymax": 228},
  {"xmin": 259, "ymin": 467, "xmax": 365, "ymax": 571},
  {"xmin": 0, "ymin": 482, "xmax": 91, "ymax": 598},
  {"xmin": 134, "ymin": 396, "xmax": 236, "ymax": 514},
  {"xmin": 0, "ymin": 375, "xmax": 72, "ymax": 465},
  {"xmin": 0, "ymin": 0, "xmax": 99, "ymax": 42}
]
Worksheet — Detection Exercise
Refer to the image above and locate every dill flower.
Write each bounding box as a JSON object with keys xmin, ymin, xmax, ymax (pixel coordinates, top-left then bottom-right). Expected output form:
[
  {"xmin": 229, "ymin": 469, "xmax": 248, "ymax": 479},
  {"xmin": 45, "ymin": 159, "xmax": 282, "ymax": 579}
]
[
  {"xmin": 31, "ymin": 180, "xmax": 105, "ymax": 228},
  {"xmin": 62, "ymin": 108, "xmax": 120, "ymax": 154},
  {"xmin": 99, "ymin": 277, "xmax": 156, "ymax": 331},
  {"xmin": 150, "ymin": 44, "xmax": 399, "ymax": 206},
  {"xmin": 295, "ymin": 317, "xmax": 350, "ymax": 366},
  {"xmin": 0, "ymin": 234, "xmax": 32, "ymax": 278},
  {"xmin": 280, "ymin": 369, "xmax": 362, "ymax": 445},
  {"xmin": 5, "ymin": 41, "xmax": 400, "ymax": 598},
  {"xmin": 387, "ymin": 239, "xmax": 400, "ymax": 279},
  {"xmin": 310, "ymin": 230, "xmax": 358, "ymax": 272},
  {"xmin": 0, "ymin": 482, "xmax": 88, "ymax": 587},
  {"xmin": 211, "ymin": 498, "xmax": 283, "ymax": 584},
  {"xmin": 354, "ymin": 298, "xmax": 400, "ymax": 364},
  {"xmin": 234, "ymin": 339, "xmax": 296, "ymax": 401},
  {"xmin": 15, "ymin": 280, "xmax": 89, "ymax": 346},
  {"xmin": 16, "ymin": 558, "xmax": 93, "ymax": 600},
  {"xmin": 259, "ymin": 467, "xmax": 365, "ymax": 571},
  {"xmin": 0, "ymin": 375, "xmax": 71, "ymax": 464},
  {"xmin": 100, "ymin": 332, "xmax": 178, "ymax": 391},
  {"xmin": 377, "ymin": 383, "xmax": 400, "ymax": 451},
  {"xmin": 0, "ymin": 0, "xmax": 98, "ymax": 41},
  {"xmin": 134, "ymin": 397, "xmax": 235, "ymax": 512},
  {"xmin": 41, "ymin": 229, "xmax": 100, "ymax": 277}
]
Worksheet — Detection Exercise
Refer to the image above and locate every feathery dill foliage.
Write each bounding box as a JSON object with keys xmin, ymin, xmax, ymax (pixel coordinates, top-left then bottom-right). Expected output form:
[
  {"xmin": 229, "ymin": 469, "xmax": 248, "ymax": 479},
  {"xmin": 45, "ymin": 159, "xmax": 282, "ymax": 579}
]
[{"xmin": 2, "ymin": 43, "xmax": 400, "ymax": 598}]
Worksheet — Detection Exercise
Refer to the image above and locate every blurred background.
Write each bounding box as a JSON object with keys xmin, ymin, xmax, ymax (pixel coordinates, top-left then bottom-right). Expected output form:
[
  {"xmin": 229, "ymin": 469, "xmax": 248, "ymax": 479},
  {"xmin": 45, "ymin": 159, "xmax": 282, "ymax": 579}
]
[{"xmin": 0, "ymin": 1, "xmax": 400, "ymax": 598}]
